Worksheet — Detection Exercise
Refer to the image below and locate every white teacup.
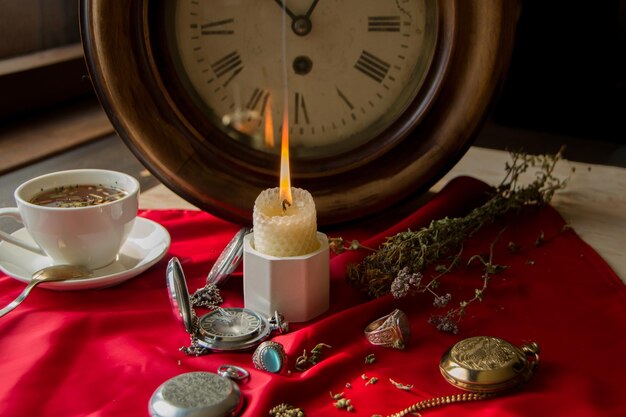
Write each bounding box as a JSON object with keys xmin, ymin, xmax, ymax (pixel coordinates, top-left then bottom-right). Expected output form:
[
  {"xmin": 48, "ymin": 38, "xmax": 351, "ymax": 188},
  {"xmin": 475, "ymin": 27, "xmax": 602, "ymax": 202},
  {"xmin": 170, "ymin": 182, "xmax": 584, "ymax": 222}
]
[{"xmin": 0, "ymin": 169, "xmax": 139, "ymax": 270}]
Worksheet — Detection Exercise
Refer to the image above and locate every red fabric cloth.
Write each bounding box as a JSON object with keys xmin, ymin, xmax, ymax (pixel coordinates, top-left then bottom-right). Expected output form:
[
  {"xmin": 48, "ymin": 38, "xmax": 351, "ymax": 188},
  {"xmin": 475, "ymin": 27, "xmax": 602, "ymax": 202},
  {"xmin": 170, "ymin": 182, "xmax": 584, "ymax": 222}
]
[{"xmin": 1, "ymin": 176, "xmax": 625, "ymax": 417}]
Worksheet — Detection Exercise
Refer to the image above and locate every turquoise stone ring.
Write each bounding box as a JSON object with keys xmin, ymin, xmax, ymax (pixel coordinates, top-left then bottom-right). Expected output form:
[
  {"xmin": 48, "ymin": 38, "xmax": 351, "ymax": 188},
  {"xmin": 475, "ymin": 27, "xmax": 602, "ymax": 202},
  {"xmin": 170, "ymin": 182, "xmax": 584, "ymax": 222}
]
[{"xmin": 252, "ymin": 341, "xmax": 286, "ymax": 373}]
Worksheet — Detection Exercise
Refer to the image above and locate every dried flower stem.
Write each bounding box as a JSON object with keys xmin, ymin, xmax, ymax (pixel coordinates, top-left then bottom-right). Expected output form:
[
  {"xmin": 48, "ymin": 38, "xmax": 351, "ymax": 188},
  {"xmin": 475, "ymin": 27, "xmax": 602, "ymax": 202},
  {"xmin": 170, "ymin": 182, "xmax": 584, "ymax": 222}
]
[
  {"xmin": 345, "ymin": 148, "xmax": 567, "ymax": 331},
  {"xmin": 329, "ymin": 237, "xmax": 376, "ymax": 254},
  {"xmin": 428, "ymin": 228, "xmax": 508, "ymax": 333}
]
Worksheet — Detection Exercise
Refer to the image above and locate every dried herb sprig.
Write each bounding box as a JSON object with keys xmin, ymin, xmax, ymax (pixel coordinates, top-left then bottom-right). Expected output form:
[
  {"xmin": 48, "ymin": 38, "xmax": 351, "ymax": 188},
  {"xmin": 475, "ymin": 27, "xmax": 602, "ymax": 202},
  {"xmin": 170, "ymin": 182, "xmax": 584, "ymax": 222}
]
[
  {"xmin": 389, "ymin": 378, "xmax": 414, "ymax": 391},
  {"xmin": 269, "ymin": 403, "xmax": 304, "ymax": 417},
  {"xmin": 330, "ymin": 391, "xmax": 355, "ymax": 412},
  {"xmin": 346, "ymin": 148, "xmax": 567, "ymax": 328},
  {"xmin": 364, "ymin": 353, "xmax": 376, "ymax": 364},
  {"xmin": 329, "ymin": 237, "xmax": 376, "ymax": 254},
  {"xmin": 294, "ymin": 343, "xmax": 332, "ymax": 372},
  {"xmin": 428, "ymin": 229, "xmax": 508, "ymax": 334}
]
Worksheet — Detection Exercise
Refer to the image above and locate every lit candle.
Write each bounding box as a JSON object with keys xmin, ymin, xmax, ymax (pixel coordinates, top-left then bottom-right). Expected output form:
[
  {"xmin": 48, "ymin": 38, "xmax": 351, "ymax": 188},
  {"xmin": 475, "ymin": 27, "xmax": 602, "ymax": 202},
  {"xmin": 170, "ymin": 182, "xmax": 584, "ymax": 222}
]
[
  {"xmin": 263, "ymin": 96, "xmax": 275, "ymax": 148},
  {"xmin": 252, "ymin": 106, "xmax": 319, "ymax": 257}
]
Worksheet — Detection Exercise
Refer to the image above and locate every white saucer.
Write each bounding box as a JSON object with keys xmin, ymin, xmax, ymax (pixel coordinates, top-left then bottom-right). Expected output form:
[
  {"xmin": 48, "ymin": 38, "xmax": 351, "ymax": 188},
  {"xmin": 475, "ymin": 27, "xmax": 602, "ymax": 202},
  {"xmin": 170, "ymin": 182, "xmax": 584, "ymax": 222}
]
[{"xmin": 0, "ymin": 217, "xmax": 170, "ymax": 290}]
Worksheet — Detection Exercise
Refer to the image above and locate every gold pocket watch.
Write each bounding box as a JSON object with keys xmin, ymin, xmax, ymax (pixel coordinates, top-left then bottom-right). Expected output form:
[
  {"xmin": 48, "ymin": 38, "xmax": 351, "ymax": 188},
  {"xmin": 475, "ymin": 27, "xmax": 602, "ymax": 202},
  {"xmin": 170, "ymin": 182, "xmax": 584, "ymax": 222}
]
[
  {"xmin": 389, "ymin": 336, "xmax": 540, "ymax": 417},
  {"xmin": 440, "ymin": 335, "xmax": 540, "ymax": 393}
]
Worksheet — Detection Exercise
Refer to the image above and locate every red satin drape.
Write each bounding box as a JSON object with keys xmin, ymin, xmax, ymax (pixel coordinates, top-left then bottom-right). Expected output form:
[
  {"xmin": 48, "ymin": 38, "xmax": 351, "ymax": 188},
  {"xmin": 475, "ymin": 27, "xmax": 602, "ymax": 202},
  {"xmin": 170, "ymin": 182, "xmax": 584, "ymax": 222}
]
[{"xmin": 1, "ymin": 176, "xmax": 624, "ymax": 417}]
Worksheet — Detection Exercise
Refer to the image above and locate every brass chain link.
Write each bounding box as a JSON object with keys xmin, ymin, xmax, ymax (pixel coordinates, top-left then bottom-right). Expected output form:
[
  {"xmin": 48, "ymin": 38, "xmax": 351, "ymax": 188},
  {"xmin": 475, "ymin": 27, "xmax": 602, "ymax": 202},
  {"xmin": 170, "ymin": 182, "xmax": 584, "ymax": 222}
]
[{"xmin": 387, "ymin": 392, "xmax": 494, "ymax": 417}]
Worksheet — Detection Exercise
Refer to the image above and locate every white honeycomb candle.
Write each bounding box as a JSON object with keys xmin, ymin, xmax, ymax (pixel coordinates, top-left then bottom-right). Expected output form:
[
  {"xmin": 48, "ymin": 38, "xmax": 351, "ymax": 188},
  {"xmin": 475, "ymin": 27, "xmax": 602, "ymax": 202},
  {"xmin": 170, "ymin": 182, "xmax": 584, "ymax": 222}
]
[
  {"xmin": 252, "ymin": 187, "xmax": 319, "ymax": 257},
  {"xmin": 244, "ymin": 101, "xmax": 329, "ymax": 321}
]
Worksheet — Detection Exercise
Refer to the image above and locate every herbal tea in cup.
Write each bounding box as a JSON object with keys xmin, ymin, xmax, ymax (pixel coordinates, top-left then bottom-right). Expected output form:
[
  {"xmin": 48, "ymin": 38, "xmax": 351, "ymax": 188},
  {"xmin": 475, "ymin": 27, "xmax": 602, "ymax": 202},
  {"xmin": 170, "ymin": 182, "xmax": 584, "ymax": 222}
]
[
  {"xmin": 30, "ymin": 184, "xmax": 128, "ymax": 208},
  {"xmin": 0, "ymin": 169, "xmax": 139, "ymax": 269}
]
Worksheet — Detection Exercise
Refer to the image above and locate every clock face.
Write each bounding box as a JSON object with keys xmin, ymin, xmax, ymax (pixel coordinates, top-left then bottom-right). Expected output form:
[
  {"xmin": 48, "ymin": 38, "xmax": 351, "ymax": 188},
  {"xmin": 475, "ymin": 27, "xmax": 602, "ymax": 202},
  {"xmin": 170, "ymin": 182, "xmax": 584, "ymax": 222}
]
[
  {"xmin": 166, "ymin": 0, "xmax": 438, "ymax": 159},
  {"xmin": 81, "ymin": 0, "xmax": 520, "ymax": 225},
  {"xmin": 199, "ymin": 308, "xmax": 263, "ymax": 342}
]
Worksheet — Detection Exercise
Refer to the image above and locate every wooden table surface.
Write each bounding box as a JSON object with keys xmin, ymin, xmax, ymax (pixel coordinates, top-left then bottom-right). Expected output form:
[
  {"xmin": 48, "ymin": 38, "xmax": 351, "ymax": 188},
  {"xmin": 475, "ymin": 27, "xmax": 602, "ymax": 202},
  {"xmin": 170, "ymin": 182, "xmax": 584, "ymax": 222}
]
[{"xmin": 140, "ymin": 146, "xmax": 626, "ymax": 284}]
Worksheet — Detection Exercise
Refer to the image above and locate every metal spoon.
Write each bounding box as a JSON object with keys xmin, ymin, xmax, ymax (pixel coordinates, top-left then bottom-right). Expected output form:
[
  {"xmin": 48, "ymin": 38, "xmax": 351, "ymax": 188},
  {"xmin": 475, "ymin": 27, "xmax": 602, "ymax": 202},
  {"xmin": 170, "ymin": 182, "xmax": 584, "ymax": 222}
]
[{"xmin": 0, "ymin": 265, "xmax": 93, "ymax": 318}]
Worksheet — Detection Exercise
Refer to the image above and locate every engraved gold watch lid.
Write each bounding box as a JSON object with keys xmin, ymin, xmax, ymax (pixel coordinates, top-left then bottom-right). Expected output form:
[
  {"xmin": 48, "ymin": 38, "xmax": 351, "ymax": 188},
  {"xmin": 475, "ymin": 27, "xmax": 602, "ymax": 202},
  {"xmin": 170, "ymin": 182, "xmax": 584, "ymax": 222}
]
[{"xmin": 439, "ymin": 336, "xmax": 540, "ymax": 393}]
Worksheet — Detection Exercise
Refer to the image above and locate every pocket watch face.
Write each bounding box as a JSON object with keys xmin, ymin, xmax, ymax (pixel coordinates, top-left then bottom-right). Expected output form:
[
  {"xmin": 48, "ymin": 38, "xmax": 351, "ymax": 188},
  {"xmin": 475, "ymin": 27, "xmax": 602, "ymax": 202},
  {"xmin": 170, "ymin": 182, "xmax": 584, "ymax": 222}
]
[
  {"xmin": 165, "ymin": 0, "xmax": 438, "ymax": 159},
  {"xmin": 199, "ymin": 308, "xmax": 263, "ymax": 342}
]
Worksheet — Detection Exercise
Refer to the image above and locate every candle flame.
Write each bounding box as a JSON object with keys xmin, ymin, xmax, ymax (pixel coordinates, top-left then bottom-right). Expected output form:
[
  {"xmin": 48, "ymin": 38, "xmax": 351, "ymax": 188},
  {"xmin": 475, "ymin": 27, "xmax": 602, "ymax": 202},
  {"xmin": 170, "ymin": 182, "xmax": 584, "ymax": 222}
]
[
  {"xmin": 279, "ymin": 106, "xmax": 292, "ymax": 208},
  {"xmin": 264, "ymin": 97, "xmax": 275, "ymax": 148}
]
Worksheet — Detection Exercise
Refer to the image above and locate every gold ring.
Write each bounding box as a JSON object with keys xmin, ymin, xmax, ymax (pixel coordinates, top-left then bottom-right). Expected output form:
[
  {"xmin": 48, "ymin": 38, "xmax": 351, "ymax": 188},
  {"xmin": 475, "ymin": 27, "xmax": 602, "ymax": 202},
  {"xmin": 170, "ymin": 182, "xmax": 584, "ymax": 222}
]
[{"xmin": 364, "ymin": 309, "xmax": 410, "ymax": 349}]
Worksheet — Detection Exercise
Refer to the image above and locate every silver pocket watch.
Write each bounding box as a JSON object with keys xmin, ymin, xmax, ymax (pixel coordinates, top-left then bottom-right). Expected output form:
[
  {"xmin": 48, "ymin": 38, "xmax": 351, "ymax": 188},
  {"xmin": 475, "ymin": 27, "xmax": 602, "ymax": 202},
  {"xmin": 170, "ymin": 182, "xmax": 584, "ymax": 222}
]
[
  {"xmin": 149, "ymin": 365, "xmax": 249, "ymax": 417},
  {"xmin": 166, "ymin": 257, "xmax": 287, "ymax": 352}
]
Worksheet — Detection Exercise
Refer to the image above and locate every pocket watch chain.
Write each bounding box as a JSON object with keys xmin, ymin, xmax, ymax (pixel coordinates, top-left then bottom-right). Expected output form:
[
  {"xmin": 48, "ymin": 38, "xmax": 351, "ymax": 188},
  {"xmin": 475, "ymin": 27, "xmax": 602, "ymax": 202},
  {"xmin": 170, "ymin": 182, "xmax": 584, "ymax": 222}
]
[
  {"xmin": 387, "ymin": 392, "xmax": 494, "ymax": 417},
  {"xmin": 190, "ymin": 282, "xmax": 223, "ymax": 309},
  {"xmin": 387, "ymin": 337, "xmax": 539, "ymax": 416}
]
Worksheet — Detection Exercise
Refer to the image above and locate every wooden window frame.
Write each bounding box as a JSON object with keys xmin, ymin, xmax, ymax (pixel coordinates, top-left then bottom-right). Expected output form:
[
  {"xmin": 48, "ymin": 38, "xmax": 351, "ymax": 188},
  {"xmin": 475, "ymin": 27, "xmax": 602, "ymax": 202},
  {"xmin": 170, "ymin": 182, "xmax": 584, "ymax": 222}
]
[
  {"xmin": 0, "ymin": 43, "xmax": 95, "ymax": 121},
  {"xmin": 0, "ymin": 43, "xmax": 114, "ymax": 174}
]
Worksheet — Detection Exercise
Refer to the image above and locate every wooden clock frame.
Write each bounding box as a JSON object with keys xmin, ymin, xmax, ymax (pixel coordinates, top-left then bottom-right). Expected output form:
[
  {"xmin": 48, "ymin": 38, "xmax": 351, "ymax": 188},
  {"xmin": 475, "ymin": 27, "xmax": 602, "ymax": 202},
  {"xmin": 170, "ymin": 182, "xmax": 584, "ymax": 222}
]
[{"xmin": 80, "ymin": 0, "xmax": 520, "ymax": 226}]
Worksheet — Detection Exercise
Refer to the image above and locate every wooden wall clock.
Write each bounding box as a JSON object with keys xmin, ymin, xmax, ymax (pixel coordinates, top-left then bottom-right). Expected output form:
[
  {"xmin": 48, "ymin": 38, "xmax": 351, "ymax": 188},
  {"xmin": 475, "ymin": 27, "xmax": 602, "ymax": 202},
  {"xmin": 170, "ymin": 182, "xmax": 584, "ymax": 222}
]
[{"xmin": 80, "ymin": 0, "xmax": 520, "ymax": 226}]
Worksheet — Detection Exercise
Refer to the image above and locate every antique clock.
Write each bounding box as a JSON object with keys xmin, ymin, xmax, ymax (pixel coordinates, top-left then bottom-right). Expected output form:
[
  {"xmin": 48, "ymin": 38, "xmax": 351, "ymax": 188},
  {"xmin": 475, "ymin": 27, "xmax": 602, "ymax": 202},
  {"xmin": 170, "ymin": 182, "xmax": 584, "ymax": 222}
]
[{"xmin": 80, "ymin": 0, "xmax": 519, "ymax": 225}]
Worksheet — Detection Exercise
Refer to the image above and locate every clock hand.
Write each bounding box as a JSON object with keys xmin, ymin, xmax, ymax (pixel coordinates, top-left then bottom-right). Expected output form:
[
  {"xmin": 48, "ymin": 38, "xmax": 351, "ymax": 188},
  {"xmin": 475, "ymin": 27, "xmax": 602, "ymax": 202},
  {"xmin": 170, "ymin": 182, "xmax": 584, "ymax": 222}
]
[
  {"xmin": 274, "ymin": 0, "xmax": 297, "ymax": 20},
  {"xmin": 215, "ymin": 307, "xmax": 236, "ymax": 324},
  {"xmin": 274, "ymin": 0, "xmax": 315, "ymax": 36},
  {"xmin": 304, "ymin": 0, "xmax": 319, "ymax": 18}
]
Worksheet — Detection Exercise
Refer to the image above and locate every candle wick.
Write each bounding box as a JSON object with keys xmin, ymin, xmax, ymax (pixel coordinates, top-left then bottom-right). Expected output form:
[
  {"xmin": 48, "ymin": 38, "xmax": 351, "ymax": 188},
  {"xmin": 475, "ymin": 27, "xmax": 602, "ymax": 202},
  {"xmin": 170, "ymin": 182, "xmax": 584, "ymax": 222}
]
[{"xmin": 282, "ymin": 199, "xmax": 291, "ymax": 212}]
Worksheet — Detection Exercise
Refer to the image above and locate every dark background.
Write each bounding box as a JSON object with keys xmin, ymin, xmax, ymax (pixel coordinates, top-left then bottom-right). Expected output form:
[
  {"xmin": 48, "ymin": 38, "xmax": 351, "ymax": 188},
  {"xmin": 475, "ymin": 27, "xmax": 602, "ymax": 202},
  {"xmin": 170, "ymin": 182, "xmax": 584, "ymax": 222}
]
[{"xmin": 494, "ymin": 1, "xmax": 626, "ymax": 144}]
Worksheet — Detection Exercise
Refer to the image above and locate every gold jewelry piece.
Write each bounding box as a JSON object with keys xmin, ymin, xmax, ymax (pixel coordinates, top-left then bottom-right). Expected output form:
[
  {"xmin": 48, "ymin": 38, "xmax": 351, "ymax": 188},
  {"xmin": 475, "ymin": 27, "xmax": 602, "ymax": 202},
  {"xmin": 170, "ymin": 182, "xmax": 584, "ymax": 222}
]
[
  {"xmin": 364, "ymin": 309, "xmax": 410, "ymax": 349},
  {"xmin": 387, "ymin": 392, "xmax": 492, "ymax": 417},
  {"xmin": 440, "ymin": 336, "xmax": 540, "ymax": 392},
  {"xmin": 387, "ymin": 336, "xmax": 540, "ymax": 417}
]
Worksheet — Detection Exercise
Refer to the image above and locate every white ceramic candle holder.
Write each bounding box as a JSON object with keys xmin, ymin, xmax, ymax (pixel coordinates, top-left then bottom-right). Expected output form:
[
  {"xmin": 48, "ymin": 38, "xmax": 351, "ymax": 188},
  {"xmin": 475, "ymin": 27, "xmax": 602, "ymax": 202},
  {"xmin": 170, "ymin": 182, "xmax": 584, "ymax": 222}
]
[{"xmin": 243, "ymin": 232, "xmax": 329, "ymax": 323}]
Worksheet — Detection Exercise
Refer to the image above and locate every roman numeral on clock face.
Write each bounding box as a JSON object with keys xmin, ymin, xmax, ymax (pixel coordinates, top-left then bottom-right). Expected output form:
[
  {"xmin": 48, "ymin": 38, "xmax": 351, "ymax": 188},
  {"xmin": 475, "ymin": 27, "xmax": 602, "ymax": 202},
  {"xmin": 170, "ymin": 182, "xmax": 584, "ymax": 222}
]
[
  {"xmin": 246, "ymin": 88, "xmax": 270, "ymax": 115},
  {"xmin": 368, "ymin": 16, "xmax": 401, "ymax": 32},
  {"xmin": 336, "ymin": 87, "xmax": 354, "ymax": 110},
  {"xmin": 294, "ymin": 92, "xmax": 310, "ymax": 125},
  {"xmin": 201, "ymin": 18, "xmax": 235, "ymax": 35},
  {"xmin": 354, "ymin": 50, "xmax": 391, "ymax": 83},
  {"xmin": 211, "ymin": 51, "xmax": 243, "ymax": 87}
]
